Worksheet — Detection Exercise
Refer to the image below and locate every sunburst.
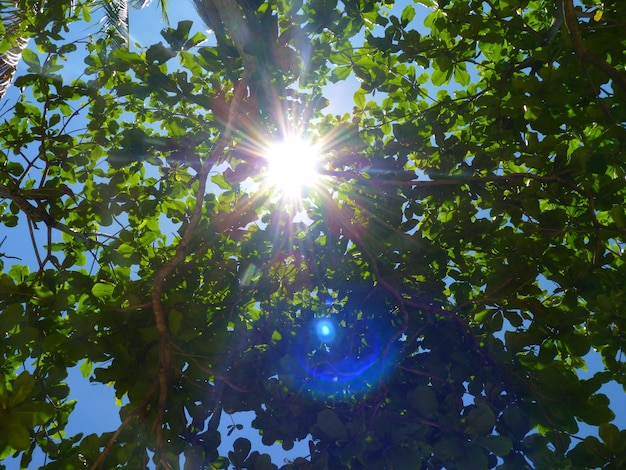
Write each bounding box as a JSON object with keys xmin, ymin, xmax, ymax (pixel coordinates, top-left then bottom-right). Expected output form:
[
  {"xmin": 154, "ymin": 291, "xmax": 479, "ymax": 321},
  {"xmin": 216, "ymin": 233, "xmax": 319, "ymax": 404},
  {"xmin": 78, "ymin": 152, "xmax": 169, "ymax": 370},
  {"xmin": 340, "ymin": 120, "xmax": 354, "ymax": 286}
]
[{"xmin": 262, "ymin": 136, "xmax": 321, "ymax": 200}]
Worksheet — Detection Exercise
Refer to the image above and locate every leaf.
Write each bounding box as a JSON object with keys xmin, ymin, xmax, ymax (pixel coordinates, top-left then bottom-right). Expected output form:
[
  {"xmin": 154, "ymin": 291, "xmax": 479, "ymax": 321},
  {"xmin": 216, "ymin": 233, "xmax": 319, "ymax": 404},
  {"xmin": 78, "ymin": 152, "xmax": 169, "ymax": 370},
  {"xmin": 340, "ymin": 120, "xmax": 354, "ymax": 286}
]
[
  {"xmin": 354, "ymin": 89, "xmax": 366, "ymax": 109},
  {"xmin": 390, "ymin": 446, "xmax": 423, "ymax": 469},
  {"xmin": 317, "ymin": 409, "xmax": 348, "ymax": 440},
  {"xmin": 567, "ymin": 437, "xmax": 607, "ymax": 468},
  {"xmin": 8, "ymin": 264, "xmax": 30, "ymax": 283},
  {"xmin": 0, "ymin": 380, "xmax": 7, "ymax": 409},
  {"xmin": 161, "ymin": 20, "xmax": 194, "ymax": 51},
  {"xmin": 475, "ymin": 435, "xmax": 512, "ymax": 457},
  {"xmin": 454, "ymin": 64, "xmax": 470, "ymax": 86},
  {"xmin": 457, "ymin": 445, "xmax": 488, "ymax": 470},
  {"xmin": 598, "ymin": 423, "xmax": 620, "ymax": 451},
  {"xmin": 401, "ymin": 5, "xmax": 416, "ymax": 25},
  {"xmin": 330, "ymin": 65, "xmax": 351, "ymax": 82},
  {"xmin": 431, "ymin": 67, "xmax": 452, "ymax": 86},
  {"xmin": 250, "ymin": 453, "xmax": 274, "ymax": 470},
  {"xmin": 408, "ymin": 385, "xmax": 438, "ymax": 417},
  {"xmin": 8, "ymin": 372, "xmax": 35, "ymax": 407},
  {"xmin": 79, "ymin": 359, "xmax": 93, "ymax": 379},
  {"xmin": 501, "ymin": 407, "xmax": 530, "ymax": 440},
  {"xmin": 6, "ymin": 421, "xmax": 30, "ymax": 451},
  {"xmin": 21, "ymin": 48, "xmax": 40, "ymax": 70},
  {"xmin": 11, "ymin": 401, "xmax": 55, "ymax": 427},
  {"xmin": 146, "ymin": 43, "xmax": 176, "ymax": 64},
  {"xmin": 168, "ymin": 309, "xmax": 183, "ymax": 337},
  {"xmin": 228, "ymin": 437, "xmax": 251, "ymax": 467},
  {"xmin": 610, "ymin": 207, "xmax": 626, "ymax": 228},
  {"xmin": 578, "ymin": 394, "xmax": 615, "ymax": 425},
  {"xmin": 593, "ymin": 9, "xmax": 603, "ymax": 21},
  {"xmin": 464, "ymin": 403, "xmax": 496, "ymax": 435},
  {"xmin": 91, "ymin": 283, "xmax": 115, "ymax": 300},
  {"xmin": 211, "ymin": 173, "xmax": 231, "ymax": 190},
  {"xmin": 185, "ymin": 31, "xmax": 207, "ymax": 50}
]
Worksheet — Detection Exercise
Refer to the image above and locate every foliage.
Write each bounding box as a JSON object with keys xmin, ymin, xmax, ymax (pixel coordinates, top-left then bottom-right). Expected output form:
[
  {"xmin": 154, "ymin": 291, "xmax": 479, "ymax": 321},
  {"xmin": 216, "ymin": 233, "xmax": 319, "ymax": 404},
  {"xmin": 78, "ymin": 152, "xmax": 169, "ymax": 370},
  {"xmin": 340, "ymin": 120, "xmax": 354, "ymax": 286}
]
[{"xmin": 1, "ymin": 0, "xmax": 626, "ymax": 468}]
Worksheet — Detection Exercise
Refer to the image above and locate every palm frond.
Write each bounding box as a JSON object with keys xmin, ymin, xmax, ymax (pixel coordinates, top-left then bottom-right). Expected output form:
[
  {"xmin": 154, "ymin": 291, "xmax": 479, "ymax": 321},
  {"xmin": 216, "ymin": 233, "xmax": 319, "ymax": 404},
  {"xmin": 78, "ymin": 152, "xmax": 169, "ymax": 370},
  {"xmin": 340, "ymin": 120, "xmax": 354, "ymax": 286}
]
[
  {"xmin": 99, "ymin": 0, "xmax": 130, "ymax": 48},
  {"xmin": 0, "ymin": 2, "xmax": 32, "ymax": 100},
  {"xmin": 94, "ymin": 0, "xmax": 169, "ymax": 49}
]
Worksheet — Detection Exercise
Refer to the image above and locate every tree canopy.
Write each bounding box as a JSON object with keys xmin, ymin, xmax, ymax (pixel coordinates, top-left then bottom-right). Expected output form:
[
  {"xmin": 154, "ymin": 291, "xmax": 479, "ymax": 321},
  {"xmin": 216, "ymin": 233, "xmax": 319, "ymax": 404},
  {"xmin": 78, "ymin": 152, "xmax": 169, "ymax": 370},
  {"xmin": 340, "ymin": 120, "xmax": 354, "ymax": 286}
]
[{"xmin": 1, "ymin": 0, "xmax": 626, "ymax": 468}]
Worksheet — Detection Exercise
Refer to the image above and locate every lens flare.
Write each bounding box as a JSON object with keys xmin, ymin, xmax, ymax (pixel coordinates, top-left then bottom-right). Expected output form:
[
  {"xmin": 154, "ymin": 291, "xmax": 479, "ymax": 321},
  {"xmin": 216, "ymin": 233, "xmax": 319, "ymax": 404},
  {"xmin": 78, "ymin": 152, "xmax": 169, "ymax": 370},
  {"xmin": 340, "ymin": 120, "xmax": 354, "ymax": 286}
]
[
  {"xmin": 282, "ymin": 318, "xmax": 396, "ymax": 401},
  {"xmin": 315, "ymin": 319, "xmax": 336, "ymax": 343}
]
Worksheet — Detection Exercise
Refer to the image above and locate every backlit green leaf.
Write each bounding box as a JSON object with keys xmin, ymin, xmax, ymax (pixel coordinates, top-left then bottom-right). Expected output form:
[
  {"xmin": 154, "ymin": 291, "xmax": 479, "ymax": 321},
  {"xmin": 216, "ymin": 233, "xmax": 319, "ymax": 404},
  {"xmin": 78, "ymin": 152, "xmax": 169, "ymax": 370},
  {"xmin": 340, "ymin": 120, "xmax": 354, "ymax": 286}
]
[{"xmin": 91, "ymin": 283, "xmax": 115, "ymax": 299}]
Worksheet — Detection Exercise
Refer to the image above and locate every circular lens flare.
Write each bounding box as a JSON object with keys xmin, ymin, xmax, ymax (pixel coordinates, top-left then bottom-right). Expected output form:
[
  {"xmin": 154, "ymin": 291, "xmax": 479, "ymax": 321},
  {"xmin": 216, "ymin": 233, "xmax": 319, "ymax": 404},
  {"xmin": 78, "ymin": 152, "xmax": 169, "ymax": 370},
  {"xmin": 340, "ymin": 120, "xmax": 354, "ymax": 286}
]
[
  {"xmin": 315, "ymin": 319, "xmax": 336, "ymax": 343},
  {"xmin": 263, "ymin": 137, "xmax": 320, "ymax": 198},
  {"xmin": 282, "ymin": 318, "xmax": 396, "ymax": 401}
]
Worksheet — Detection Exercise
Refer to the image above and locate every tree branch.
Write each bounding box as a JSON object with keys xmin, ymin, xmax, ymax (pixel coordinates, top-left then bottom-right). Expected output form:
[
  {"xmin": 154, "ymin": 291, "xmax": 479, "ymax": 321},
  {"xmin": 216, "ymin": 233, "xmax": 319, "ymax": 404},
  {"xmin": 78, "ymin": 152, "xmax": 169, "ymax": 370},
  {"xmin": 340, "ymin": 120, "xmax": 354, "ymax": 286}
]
[
  {"xmin": 562, "ymin": 0, "xmax": 626, "ymax": 93},
  {"xmin": 91, "ymin": 380, "xmax": 159, "ymax": 470},
  {"xmin": 149, "ymin": 67, "xmax": 252, "ymax": 463},
  {"xmin": 0, "ymin": 184, "xmax": 103, "ymax": 248}
]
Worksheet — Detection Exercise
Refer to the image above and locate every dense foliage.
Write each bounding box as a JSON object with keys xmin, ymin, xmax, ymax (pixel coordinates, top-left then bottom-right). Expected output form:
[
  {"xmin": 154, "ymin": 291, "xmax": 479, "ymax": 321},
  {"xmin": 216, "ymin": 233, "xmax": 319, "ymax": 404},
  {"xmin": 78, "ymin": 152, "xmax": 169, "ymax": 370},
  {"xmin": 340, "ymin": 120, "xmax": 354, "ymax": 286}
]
[{"xmin": 1, "ymin": 0, "xmax": 626, "ymax": 468}]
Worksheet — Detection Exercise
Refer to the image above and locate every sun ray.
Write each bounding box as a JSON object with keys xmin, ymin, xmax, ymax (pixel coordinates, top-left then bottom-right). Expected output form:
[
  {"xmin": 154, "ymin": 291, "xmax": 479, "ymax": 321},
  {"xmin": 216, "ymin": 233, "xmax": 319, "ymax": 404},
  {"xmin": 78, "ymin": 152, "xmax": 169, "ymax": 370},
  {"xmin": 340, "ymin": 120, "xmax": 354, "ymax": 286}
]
[{"xmin": 261, "ymin": 136, "xmax": 322, "ymax": 200}]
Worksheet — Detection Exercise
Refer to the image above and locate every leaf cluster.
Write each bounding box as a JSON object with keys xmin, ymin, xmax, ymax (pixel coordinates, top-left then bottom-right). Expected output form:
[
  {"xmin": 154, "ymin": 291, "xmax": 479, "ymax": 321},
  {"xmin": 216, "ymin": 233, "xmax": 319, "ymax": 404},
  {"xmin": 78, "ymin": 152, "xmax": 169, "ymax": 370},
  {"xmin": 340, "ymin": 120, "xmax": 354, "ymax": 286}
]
[{"xmin": 1, "ymin": 0, "xmax": 626, "ymax": 469}]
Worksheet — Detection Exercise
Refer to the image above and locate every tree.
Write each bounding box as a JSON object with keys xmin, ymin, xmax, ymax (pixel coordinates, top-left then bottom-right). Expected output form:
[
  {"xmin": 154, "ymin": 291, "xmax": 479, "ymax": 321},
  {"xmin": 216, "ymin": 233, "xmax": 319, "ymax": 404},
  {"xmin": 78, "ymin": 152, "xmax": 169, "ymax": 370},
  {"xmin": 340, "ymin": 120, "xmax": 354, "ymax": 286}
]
[
  {"xmin": 0, "ymin": 0, "xmax": 168, "ymax": 101},
  {"xmin": 1, "ymin": 0, "xmax": 626, "ymax": 468}
]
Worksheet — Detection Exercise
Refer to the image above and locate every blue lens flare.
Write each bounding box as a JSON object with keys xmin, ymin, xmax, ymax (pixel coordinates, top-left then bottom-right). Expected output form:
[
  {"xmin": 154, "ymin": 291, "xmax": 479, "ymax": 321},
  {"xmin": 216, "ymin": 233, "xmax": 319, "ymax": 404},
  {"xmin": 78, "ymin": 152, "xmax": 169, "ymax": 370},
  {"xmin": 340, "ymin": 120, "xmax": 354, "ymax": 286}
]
[
  {"xmin": 282, "ymin": 317, "xmax": 397, "ymax": 401},
  {"xmin": 315, "ymin": 319, "xmax": 336, "ymax": 343}
]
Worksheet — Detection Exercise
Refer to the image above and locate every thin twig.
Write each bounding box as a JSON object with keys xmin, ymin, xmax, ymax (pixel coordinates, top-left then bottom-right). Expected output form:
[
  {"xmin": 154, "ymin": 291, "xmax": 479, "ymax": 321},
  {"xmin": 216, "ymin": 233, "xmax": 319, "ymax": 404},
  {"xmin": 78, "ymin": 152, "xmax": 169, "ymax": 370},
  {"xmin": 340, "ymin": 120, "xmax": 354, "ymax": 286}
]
[{"xmin": 91, "ymin": 380, "xmax": 159, "ymax": 470}]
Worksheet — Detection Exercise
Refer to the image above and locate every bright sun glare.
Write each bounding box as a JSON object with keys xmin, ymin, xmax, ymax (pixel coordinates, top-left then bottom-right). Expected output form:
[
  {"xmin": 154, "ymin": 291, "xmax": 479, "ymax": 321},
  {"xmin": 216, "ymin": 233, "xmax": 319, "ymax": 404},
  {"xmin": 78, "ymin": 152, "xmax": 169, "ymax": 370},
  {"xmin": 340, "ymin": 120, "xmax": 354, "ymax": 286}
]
[{"xmin": 263, "ymin": 137, "xmax": 320, "ymax": 198}]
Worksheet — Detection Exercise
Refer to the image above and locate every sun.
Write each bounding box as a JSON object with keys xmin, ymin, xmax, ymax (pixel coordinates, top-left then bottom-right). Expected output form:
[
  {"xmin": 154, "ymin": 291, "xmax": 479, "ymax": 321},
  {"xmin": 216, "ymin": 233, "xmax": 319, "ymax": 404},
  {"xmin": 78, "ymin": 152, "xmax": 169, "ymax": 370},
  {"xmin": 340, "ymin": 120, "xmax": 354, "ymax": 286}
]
[{"xmin": 263, "ymin": 137, "xmax": 321, "ymax": 198}]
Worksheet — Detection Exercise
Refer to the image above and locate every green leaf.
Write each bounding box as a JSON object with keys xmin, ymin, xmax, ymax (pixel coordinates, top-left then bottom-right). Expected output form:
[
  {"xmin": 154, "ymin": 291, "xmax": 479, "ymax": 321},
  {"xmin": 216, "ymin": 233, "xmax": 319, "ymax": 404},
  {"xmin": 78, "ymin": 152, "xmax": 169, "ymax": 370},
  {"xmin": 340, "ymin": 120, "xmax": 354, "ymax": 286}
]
[
  {"xmin": 0, "ymin": 380, "xmax": 8, "ymax": 409},
  {"xmin": 317, "ymin": 409, "xmax": 348, "ymax": 440},
  {"xmin": 578, "ymin": 394, "xmax": 615, "ymax": 425},
  {"xmin": 598, "ymin": 423, "xmax": 620, "ymax": 451},
  {"xmin": 185, "ymin": 31, "xmax": 207, "ymax": 50},
  {"xmin": 228, "ymin": 437, "xmax": 251, "ymax": 467},
  {"xmin": 390, "ymin": 445, "xmax": 423, "ymax": 469},
  {"xmin": 330, "ymin": 65, "xmax": 351, "ymax": 82},
  {"xmin": 161, "ymin": 20, "xmax": 194, "ymax": 51},
  {"xmin": 21, "ymin": 48, "xmax": 40, "ymax": 70},
  {"xmin": 8, "ymin": 264, "xmax": 30, "ymax": 283},
  {"xmin": 567, "ymin": 437, "xmax": 607, "ymax": 468},
  {"xmin": 431, "ymin": 67, "xmax": 452, "ymax": 86},
  {"xmin": 6, "ymin": 421, "xmax": 30, "ymax": 451},
  {"xmin": 408, "ymin": 385, "xmax": 438, "ymax": 417},
  {"xmin": 251, "ymin": 453, "xmax": 274, "ymax": 470},
  {"xmin": 610, "ymin": 207, "xmax": 626, "ymax": 227},
  {"xmin": 8, "ymin": 372, "xmax": 35, "ymax": 407},
  {"xmin": 168, "ymin": 309, "xmax": 183, "ymax": 337},
  {"xmin": 464, "ymin": 403, "xmax": 496, "ymax": 435},
  {"xmin": 11, "ymin": 401, "xmax": 55, "ymax": 427},
  {"xmin": 91, "ymin": 283, "xmax": 115, "ymax": 300},
  {"xmin": 457, "ymin": 445, "xmax": 488, "ymax": 470},
  {"xmin": 79, "ymin": 359, "xmax": 93, "ymax": 379},
  {"xmin": 146, "ymin": 43, "xmax": 176, "ymax": 64},
  {"xmin": 354, "ymin": 89, "xmax": 366, "ymax": 108},
  {"xmin": 475, "ymin": 435, "xmax": 512, "ymax": 457},
  {"xmin": 211, "ymin": 173, "xmax": 231, "ymax": 190},
  {"xmin": 454, "ymin": 64, "xmax": 470, "ymax": 86},
  {"xmin": 401, "ymin": 5, "xmax": 416, "ymax": 25}
]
